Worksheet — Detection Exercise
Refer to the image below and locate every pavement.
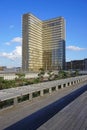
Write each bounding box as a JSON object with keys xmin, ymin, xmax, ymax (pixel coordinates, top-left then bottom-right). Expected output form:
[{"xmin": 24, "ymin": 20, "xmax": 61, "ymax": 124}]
[
  {"xmin": 0, "ymin": 81, "xmax": 87, "ymax": 130},
  {"xmin": 38, "ymin": 91, "xmax": 87, "ymax": 130}
]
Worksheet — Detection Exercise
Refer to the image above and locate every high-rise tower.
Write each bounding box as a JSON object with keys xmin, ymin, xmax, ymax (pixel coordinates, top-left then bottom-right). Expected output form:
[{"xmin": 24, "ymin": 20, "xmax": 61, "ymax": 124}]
[{"xmin": 22, "ymin": 13, "xmax": 65, "ymax": 72}]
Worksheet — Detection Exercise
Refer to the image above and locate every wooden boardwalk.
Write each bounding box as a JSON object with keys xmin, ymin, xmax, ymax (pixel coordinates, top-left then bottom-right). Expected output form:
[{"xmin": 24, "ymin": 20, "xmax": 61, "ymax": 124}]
[
  {"xmin": 0, "ymin": 81, "xmax": 87, "ymax": 130},
  {"xmin": 38, "ymin": 91, "xmax": 87, "ymax": 130}
]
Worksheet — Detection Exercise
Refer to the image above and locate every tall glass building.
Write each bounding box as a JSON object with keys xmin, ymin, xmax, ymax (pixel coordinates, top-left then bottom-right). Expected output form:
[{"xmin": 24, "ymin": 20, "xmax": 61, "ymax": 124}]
[{"xmin": 22, "ymin": 13, "xmax": 65, "ymax": 72}]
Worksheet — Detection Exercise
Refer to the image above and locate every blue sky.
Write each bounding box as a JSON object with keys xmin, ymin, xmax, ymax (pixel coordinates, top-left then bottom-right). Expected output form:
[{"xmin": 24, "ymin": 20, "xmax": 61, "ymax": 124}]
[{"xmin": 0, "ymin": 0, "xmax": 87, "ymax": 67}]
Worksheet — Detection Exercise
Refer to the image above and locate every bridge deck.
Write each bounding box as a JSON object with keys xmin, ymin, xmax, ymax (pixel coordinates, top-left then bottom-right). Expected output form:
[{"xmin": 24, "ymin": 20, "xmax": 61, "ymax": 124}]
[
  {"xmin": 0, "ymin": 81, "xmax": 87, "ymax": 130},
  {"xmin": 38, "ymin": 91, "xmax": 87, "ymax": 130}
]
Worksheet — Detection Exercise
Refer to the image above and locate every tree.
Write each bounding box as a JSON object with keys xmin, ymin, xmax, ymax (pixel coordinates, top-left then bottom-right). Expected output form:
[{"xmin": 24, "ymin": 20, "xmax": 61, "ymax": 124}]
[
  {"xmin": 74, "ymin": 70, "xmax": 79, "ymax": 76},
  {"xmin": 0, "ymin": 77, "xmax": 4, "ymax": 90},
  {"xmin": 38, "ymin": 68, "xmax": 45, "ymax": 81},
  {"xmin": 15, "ymin": 73, "xmax": 25, "ymax": 86},
  {"xmin": 15, "ymin": 73, "xmax": 25, "ymax": 79},
  {"xmin": 58, "ymin": 70, "xmax": 67, "ymax": 78},
  {"xmin": 47, "ymin": 70, "xmax": 55, "ymax": 80},
  {"xmin": 0, "ymin": 77, "xmax": 4, "ymax": 82}
]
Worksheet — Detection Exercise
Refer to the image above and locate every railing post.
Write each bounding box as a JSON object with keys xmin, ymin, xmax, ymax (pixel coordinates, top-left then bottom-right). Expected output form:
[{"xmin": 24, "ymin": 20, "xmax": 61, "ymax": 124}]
[
  {"xmin": 61, "ymin": 84, "xmax": 64, "ymax": 89},
  {"xmin": 29, "ymin": 93, "xmax": 32, "ymax": 101},
  {"xmin": 66, "ymin": 83, "xmax": 68, "ymax": 87},
  {"xmin": 56, "ymin": 86, "xmax": 58, "ymax": 91},
  {"xmin": 69, "ymin": 82, "xmax": 71, "ymax": 86},
  {"xmin": 40, "ymin": 90, "xmax": 44, "ymax": 97},
  {"xmin": 14, "ymin": 97, "xmax": 18, "ymax": 106},
  {"xmin": 49, "ymin": 88, "xmax": 52, "ymax": 95}
]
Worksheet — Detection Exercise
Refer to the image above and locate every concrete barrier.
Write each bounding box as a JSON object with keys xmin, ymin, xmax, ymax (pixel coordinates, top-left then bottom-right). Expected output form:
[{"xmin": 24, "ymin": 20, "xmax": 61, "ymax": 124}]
[{"xmin": 0, "ymin": 75, "xmax": 87, "ymax": 109}]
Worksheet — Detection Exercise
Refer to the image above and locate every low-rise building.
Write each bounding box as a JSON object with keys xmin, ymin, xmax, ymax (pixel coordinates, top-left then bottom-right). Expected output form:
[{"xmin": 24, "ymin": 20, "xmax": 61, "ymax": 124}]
[{"xmin": 66, "ymin": 59, "xmax": 87, "ymax": 71}]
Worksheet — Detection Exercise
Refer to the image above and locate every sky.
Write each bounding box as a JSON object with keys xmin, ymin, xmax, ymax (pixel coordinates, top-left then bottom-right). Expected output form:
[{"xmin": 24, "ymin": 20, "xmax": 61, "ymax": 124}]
[{"xmin": 0, "ymin": 0, "xmax": 87, "ymax": 67}]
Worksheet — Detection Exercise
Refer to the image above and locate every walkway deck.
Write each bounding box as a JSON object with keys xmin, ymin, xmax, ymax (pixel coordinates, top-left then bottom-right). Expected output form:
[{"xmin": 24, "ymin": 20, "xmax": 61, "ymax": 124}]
[
  {"xmin": 38, "ymin": 91, "xmax": 87, "ymax": 130},
  {"xmin": 0, "ymin": 81, "xmax": 87, "ymax": 130}
]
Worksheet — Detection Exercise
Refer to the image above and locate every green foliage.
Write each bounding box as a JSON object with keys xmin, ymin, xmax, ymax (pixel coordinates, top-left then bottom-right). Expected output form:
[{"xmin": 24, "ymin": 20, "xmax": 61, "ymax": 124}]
[
  {"xmin": 0, "ymin": 77, "xmax": 4, "ymax": 81},
  {"xmin": 54, "ymin": 74, "xmax": 59, "ymax": 79},
  {"xmin": 0, "ymin": 77, "xmax": 4, "ymax": 89},
  {"xmin": 38, "ymin": 68, "xmax": 45, "ymax": 75},
  {"xmin": 58, "ymin": 70, "xmax": 67, "ymax": 78},
  {"xmin": 38, "ymin": 68, "xmax": 45, "ymax": 81},
  {"xmin": 0, "ymin": 69, "xmax": 80, "ymax": 90},
  {"xmin": 74, "ymin": 70, "xmax": 79, "ymax": 76},
  {"xmin": 15, "ymin": 73, "xmax": 25, "ymax": 86},
  {"xmin": 33, "ymin": 91, "xmax": 40, "ymax": 98},
  {"xmin": 0, "ymin": 79, "xmax": 16, "ymax": 90},
  {"xmin": 18, "ymin": 94, "xmax": 29, "ymax": 103},
  {"xmin": 33, "ymin": 78, "xmax": 40, "ymax": 83},
  {"xmin": 15, "ymin": 73, "xmax": 25, "ymax": 79},
  {"xmin": 0, "ymin": 99, "xmax": 13, "ymax": 109},
  {"xmin": 47, "ymin": 70, "xmax": 55, "ymax": 80}
]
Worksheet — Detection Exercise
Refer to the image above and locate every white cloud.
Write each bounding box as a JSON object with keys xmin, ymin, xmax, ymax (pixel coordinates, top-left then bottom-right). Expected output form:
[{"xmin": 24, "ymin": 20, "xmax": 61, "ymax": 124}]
[
  {"xmin": 0, "ymin": 46, "xmax": 22, "ymax": 60},
  {"xmin": 11, "ymin": 37, "xmax": 22, "ymax": 43},
  {"xmin": 66, "ymin": 45, "xmax": 86, "ymax": 51},
  {"xmin": 5, "ymin": 37, "xmax": 22, "ymax": 45}
]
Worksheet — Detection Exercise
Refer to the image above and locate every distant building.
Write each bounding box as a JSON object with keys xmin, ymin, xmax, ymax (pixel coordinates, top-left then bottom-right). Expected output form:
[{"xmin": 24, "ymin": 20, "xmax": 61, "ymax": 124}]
[
  {"xmin": 66, "ymin": 59, "xmax": 87, "ymax": 71},
  {"xmin": 22, "ymin": 13, "xmax": 66, "ymax": 72},
  {"xmin": 0, "ymin": 66, "xmax": 6, "ymax": 71},
  {"xmin": 0, "ymin": 67, "xmax": 21, "ymax": 73}
]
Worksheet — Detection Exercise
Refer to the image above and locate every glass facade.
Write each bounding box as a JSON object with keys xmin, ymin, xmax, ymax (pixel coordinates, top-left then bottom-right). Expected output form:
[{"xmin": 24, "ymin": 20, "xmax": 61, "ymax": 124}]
[{"xmin": 22, "ymin": 13, "xmax": 65, "ymax": 72}]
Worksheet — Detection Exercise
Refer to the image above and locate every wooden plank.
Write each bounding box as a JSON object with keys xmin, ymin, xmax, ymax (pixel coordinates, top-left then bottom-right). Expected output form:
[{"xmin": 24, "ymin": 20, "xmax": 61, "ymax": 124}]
[{"xmin": 38, "ymin": 92, "xmax": 87, "ymax": 130}]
